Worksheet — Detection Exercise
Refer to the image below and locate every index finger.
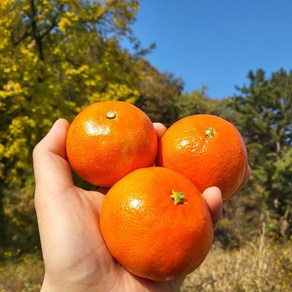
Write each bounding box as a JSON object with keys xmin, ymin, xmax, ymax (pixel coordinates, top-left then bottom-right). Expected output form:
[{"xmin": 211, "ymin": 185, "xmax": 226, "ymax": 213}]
[{"xmin": 153, "ymin": 122, "xmax": 167, "ymax": 139}]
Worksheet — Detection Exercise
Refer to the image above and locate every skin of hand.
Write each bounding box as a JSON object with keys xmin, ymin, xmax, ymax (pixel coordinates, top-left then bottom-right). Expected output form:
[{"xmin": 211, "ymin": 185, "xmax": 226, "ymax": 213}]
[{"xmin": 33, "ymin": 118, "xmax": 245, "ymax": 292}]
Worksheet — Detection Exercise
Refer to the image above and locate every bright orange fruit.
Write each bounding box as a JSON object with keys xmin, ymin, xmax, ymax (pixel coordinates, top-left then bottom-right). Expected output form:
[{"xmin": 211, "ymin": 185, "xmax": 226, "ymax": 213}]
[
  {"xmin": 100, "ymin": 167, "xmax": 213, "ymax": 282},
  {"xmin": 66, "ymin": 101, "xmax": 158, "ymax": 187},
  {"xmin": 157, "ymin": 114, "xmax": 248, "ymax": 200}
]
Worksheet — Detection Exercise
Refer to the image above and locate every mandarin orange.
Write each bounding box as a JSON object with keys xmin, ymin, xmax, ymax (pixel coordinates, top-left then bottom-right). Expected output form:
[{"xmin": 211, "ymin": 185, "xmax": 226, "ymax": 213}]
[
  {"xmin": 66, "ymin": 101, "xmax": 157, "ymax": 187},
  {"xmin": 100, "ymin": 167, "xmax": 213, "ymax": 282},
  {"xmin": 157, "ymin": 114, "xmax": 248, "ymax": 200}
]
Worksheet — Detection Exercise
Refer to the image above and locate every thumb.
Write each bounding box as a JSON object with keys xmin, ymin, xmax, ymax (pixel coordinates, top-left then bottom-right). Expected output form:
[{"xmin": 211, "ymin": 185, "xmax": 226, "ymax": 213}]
[{"xmin": 33, "ymin": 119, "xmax": 73, "ymax": 193}]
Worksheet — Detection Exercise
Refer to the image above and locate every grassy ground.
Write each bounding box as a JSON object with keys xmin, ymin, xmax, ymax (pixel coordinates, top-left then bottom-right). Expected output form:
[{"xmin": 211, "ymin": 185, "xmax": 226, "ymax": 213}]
[
  {"xmin": 0, "ymin": 235, "xmax": 291, "ymax": 291},
  {"xmin": 0, "ymin": 250, "xmax": 43, "ymax": 292},
  {"xmin": 181, "ymin": 235, "xmax": 292, "ymax": 292}
]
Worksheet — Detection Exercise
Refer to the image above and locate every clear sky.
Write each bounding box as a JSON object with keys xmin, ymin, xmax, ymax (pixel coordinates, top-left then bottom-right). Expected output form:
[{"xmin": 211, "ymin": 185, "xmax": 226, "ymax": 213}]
[{"xmin": 130, "ymin": 0, "xmax": 292, "ymax": 99}]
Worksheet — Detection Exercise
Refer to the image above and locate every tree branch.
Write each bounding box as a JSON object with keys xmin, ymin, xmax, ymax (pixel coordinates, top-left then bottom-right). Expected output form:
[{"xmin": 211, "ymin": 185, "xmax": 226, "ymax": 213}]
[
  {"xmin": 11, "ymin": 26, "xmax": 30, "ymax": 46},
  {"xmin": 30, "ymin": 0, "xmax": 44, "ymax": 61},
  {"xmin": 39, "ymin": 4, "xmax": 64, "ymax": 40}
]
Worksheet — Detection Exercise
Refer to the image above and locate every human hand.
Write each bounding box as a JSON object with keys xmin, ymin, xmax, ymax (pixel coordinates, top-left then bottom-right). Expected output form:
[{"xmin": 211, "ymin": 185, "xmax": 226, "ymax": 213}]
[{"xmin": 33, "ymin": 119, "xmax": 224, "ymax": 292}]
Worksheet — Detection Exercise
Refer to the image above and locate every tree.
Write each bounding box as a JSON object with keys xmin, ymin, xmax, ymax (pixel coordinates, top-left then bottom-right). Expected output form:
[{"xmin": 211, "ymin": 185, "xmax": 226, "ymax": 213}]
[
  {"xmin": 173, "ymin": 86, "xmax": 220, "ymax": 120},
  {"xmin": 0, "ymin": 0, "xmax": 142, "ymax": 247},
  {"xmin": 134, "ymin": 59, "xmax": 184, "ymax": 126},
  {"xmin": 230, "ymin": 68, "xmax": 292, "ymax": 238}
]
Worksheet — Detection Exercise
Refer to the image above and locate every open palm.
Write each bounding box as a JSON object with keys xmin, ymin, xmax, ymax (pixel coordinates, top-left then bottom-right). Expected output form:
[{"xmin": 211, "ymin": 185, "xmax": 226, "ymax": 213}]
[{"xmin": 33, "ymin": 119, "xmax": 224, "ymax": 292}]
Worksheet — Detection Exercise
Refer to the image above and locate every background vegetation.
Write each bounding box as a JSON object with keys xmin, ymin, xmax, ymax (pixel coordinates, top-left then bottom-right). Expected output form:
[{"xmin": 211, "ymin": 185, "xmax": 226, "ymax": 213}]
[{"xmin": 0, "ymin": 0, "xmax": 291, "ymax": 290}]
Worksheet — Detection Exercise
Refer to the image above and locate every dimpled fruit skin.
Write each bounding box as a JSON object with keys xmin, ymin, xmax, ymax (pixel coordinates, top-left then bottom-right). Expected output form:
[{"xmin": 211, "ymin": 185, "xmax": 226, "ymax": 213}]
[
  {"xmin": 100, "ymin": 167, "xmax": 213, "ymax": 282},
  {"xmin": 157, "ymin": 114, "xmax": 248, "ymax": 200},
  {"xmin": 66, "ymin": 101, "xmax": 158, "ymax": 187}
]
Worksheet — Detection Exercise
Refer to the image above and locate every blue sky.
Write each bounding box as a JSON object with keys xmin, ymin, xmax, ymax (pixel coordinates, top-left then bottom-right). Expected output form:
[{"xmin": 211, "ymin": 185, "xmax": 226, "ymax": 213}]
[{"xmin": 129, "ymin": 0, "xmax": 292, "ymax": 99}]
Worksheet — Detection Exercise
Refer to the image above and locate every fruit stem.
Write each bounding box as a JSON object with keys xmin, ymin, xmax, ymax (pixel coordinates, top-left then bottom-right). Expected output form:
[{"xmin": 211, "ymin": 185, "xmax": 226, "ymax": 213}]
[
  {"xmin": 204, "ymin": 127, "xmax": 215, "ymax": 138},
  {"xmin": 170, "ymin": 191, "xmax": 188, "ymax": 205},
  {"xmin": 106, "ymin": 111, "xmax": 116, "ymax": 119}
]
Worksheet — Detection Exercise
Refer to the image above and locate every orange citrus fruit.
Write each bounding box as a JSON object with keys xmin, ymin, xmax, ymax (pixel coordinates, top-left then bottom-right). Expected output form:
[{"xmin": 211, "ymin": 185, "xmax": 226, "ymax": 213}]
[
  {"xmin": 157, "ymin": 114, "xmax": 248, "ymax": 200},
  {"xmin": 100, "ymin": 167, "xmax": 213, "ymax": 282},
  {"xmin": 66, "ymin": 101, "xmax": 158, "ymax": 187}
]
